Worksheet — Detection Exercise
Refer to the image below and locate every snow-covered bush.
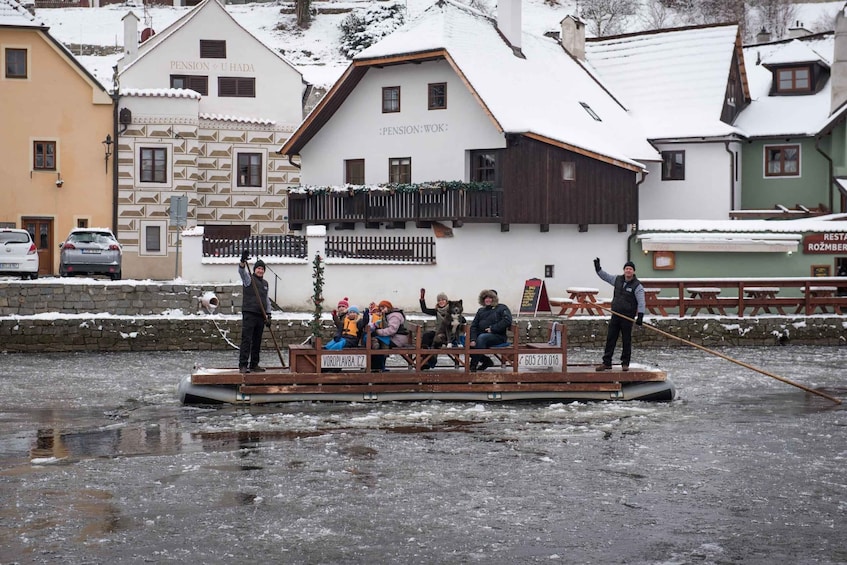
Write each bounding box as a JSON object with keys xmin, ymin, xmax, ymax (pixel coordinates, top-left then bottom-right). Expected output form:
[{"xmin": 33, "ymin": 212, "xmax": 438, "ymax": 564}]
[{"xmin": 339, "ymin": 2, "xmax": 406, "ymax": 58}]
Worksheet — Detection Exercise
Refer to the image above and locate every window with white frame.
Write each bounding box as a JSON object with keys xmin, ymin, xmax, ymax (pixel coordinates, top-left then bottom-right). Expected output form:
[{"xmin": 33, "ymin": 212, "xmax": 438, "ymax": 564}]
[
  {"xmin": 139, "ymin": 146, "xmax": 169, "ymax": 184},
  {"xmin": 140, "ymin": 220, "xmax": 167, "ymax": 256},
  {"xmin": 764, "ymin": 144, "xmax": 800, "ymax": 177},
  {"xmin": 233, "ymin": 148, "xmax": 267, "ymax": 191},
  {"xmin": 5, "ymin": 47, "xmax": 27, "ymax": 79}
]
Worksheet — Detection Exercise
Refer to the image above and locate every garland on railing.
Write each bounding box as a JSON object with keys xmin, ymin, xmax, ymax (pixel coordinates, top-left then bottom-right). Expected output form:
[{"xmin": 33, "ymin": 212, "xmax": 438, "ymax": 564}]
[
  {"xmin": 290, "ymin": 180, "xmax": 495, "ymax": 196},
  {"xmin": 310, "ymin": 252, "xmax": 325, "ymax": 338}
]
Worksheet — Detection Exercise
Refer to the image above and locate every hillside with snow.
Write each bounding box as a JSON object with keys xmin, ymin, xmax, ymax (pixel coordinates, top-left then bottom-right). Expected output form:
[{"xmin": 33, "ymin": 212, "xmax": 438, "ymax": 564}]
[{"xmin": 34, "ymin": 0, "xmax": 846, "ymax": 91}]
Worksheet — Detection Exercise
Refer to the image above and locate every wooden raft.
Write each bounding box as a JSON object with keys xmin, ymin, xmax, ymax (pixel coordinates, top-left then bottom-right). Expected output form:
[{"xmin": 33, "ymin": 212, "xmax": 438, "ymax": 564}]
[{"xmin": 190, "ymin": 324, "xmax": 668, "ymax": 398}]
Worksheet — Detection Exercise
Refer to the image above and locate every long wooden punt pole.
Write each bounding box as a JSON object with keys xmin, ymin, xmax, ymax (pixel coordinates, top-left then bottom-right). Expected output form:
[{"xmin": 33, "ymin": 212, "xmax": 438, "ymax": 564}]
[{"xmin": 596, "ymin": 305, "xmax": 842, "ymax": 405}]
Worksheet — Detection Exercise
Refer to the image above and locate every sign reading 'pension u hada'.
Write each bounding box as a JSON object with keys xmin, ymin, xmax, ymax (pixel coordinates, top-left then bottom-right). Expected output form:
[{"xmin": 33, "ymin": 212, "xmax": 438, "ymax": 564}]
[{"xmin": 803, "ymin": 233, "xmax": 847, "ymax": 254}]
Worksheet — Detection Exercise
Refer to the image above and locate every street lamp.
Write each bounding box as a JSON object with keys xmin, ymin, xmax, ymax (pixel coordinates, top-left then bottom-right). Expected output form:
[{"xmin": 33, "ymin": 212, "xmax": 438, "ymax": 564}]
[{"xmin": 102, "ymin": 134, "xmax": 113, "ymax": 174}]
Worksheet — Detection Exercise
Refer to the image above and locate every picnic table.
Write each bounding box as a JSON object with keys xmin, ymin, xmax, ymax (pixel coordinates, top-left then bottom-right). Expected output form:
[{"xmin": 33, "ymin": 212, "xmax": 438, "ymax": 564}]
[
  {"xmin": 685, "ymin": 287, "xmax": 726, "ymax": 316},
  {"xmin": 564, "ymin": 287, "xmax": 603, "ymax": 317},
  {"xmin": 743, "ymin": 287, "xmax": 784, "ymax": 315}
]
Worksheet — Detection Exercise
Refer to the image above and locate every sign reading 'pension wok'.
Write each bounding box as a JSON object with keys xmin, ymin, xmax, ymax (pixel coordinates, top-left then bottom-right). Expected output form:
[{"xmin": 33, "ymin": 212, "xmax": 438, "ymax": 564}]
[{"xmin": 803, "ymin": 233, "xmax": 847, "ymax": 254}]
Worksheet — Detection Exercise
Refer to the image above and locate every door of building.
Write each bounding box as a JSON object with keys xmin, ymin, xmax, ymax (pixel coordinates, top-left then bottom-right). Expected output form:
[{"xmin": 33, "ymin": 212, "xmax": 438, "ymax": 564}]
[{"xmin": 23, "ymin": 217, "xmax": 53, "ymax": 276}]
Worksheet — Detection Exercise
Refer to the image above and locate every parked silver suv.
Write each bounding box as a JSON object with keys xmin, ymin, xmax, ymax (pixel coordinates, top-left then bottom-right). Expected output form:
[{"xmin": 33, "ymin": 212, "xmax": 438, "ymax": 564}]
[
  {"xmin": 59, "ymin": 228, "xmax": 122, "ymax": 280},
  {"xmin": 0, "ymin": 228, "xmax": 39, "ymax": 280}
]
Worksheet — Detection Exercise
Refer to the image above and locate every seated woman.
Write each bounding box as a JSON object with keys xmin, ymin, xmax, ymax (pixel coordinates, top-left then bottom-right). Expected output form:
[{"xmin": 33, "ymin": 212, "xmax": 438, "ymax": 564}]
[
  {"xmin": 325, "ymin": 305, "xmax": 367, "ymax": 350},
  {"xmin": 369, "ymin": 300, "xmax": 410, "ymax": 371},
  {"xmin": 469, "ymin": 289, "xmax": 512, "ymax": 371}
]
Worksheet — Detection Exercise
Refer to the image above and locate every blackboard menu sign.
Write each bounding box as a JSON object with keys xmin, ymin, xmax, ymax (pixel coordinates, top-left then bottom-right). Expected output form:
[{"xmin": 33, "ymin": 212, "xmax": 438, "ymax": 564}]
[{"xmin": 519, "ymin": 278, "xmax": 551, "ymax": 316}]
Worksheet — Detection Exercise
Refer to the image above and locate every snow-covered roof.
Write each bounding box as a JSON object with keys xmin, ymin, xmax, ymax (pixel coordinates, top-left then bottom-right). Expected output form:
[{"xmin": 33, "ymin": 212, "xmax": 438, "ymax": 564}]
[
  {"xmin": 122, "ymin": 88, "xmax": 202, "ymax": 99},
  {"xmin": 735, "ymin": 33, "xmax": 834, "ymax": 138},
  {"xmin": 585, "ymin": 24, "xmax": 744, "ymax": 140},
  {"xmin": 119, "ymin": 0, "xmax": 302, "ymax": 81},
  {"xmin": 199, "ymin": 112, "xmax": 276, "ymax": 125},
  {"xmin": 0, "ymin": 0, "xmax": 40, "ymax": 28},
  {"xmin": 761, "ymin": 38, "xmax": 830, "ymax": 67},
  {"xmin": 288, "ymin": 0, "xmax": 658, "ymax": 170},
  {"xmin": 640, "ymin": 213, "xmax": 847, "ymax": 233}
]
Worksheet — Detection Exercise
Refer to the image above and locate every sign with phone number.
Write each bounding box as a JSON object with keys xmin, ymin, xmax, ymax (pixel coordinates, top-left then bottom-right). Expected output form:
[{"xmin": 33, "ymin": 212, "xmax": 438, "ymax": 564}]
[{"xmin": 518, "ymin": 353, "xmax": 563, "ymax": 371}]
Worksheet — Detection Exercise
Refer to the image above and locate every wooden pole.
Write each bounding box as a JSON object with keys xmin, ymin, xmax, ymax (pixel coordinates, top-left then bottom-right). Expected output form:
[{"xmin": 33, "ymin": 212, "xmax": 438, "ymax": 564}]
[
  {"xmin": 247, "ymin": 262, "xmax": 287, "ymax": 369},
  {"xmin": 597, "ymin": 305, "xmax": 842, "ymax": 405}
]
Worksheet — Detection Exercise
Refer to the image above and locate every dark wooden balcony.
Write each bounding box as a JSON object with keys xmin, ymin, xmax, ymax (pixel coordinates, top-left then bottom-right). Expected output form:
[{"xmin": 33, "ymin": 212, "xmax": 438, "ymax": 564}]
[{"xmin": 287, "ymin": 189, "xmax": 503, "ymax": 230}]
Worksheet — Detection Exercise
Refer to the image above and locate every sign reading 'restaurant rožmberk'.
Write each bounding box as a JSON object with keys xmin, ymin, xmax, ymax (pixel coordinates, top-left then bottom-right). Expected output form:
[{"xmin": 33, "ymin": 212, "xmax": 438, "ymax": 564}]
[{"xmin": 803, "ymin": 233, "xmax": 847, "ymax": 254}]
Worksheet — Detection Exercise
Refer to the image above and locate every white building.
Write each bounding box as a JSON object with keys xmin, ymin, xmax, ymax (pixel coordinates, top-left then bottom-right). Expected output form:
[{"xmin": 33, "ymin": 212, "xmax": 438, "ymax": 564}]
[{"xmin": 115, "ymin": 0, "xmax": 308, "ymax": 279}]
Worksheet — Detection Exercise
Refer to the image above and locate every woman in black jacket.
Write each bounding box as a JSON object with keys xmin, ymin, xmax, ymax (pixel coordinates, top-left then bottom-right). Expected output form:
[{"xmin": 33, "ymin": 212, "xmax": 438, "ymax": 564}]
[{"xmin": 469, "ymin": 289, "xmax": 512, "ymax": 371}]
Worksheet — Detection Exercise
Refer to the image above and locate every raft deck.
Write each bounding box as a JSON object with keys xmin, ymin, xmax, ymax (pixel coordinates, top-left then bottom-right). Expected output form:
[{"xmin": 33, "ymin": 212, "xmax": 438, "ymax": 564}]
[{"xmin": 181, "ymin": 324, "xmax": 674, "ymax": 404}]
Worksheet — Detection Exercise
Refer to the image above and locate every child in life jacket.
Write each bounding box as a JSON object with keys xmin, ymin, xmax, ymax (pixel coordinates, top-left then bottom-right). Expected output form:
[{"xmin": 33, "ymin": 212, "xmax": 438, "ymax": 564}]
[{"xmin": 325, "ymin": 305, "xmax": 368, "ymax": 350}]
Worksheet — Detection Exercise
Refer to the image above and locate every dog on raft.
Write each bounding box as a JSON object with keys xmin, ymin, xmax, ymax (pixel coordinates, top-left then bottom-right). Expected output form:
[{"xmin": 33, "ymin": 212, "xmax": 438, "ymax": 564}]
[{"xmin": 432, "ymin": 300, "xmax": 466, "ymax": 348}]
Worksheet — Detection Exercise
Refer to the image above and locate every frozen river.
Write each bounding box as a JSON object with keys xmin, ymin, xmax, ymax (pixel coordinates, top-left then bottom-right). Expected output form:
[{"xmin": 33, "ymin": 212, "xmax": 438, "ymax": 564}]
[{"xmin": 0, "ymin": 345, "xmax": 845, "ymax": 564}]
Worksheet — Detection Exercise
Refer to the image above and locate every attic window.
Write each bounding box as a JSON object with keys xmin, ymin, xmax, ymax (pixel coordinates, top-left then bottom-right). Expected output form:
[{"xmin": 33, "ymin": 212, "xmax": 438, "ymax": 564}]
[
  {"xmin": 775, "ymin": 66, "xmax": 811, "ymax": 94},
  {"xmin": 200, "ymin": 40, "xmax": 226, "ymax": 59},
  {"xmin": 579, "ymin": 102, "xmax": 601, "ymax": 121}
]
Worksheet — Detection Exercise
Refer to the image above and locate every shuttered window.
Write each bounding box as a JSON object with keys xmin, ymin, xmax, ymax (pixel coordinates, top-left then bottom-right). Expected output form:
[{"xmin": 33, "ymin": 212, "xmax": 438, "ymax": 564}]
[
  {"xmin": 345, "ymin": 159, "xmax": 365, "ymax": 184},
  {"xmin": 199, "ymin": 40, "xmax": 226, "ymax": 58},
  {"xmin": 170, "ymin": 74, "xmax": 208, "ymax": 95},
  {"xmin": 218, "ymin": 77, "xmax": 256, "ymax": 98}
]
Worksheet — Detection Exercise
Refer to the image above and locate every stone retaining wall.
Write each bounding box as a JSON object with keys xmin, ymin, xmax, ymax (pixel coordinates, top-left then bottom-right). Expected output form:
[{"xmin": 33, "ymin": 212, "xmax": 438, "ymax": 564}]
[
  {"xmin": 1, "ymin": 315, "xmax": 844, "ymax": 353},
  {"xmin": 0, "ymin": 282, "xmax": 241, "ymax": 316},
  {"xmin": 1, "ymin": 280, "xmax": 844, "ymax": 353}
]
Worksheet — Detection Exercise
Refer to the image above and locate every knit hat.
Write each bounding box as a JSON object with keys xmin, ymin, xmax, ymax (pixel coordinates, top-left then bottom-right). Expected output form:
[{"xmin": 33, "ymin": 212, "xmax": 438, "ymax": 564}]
[
  {"xmin": 623, "ymin": 261, "xmax": 636, "ymax": 271},
  {"xmin": 348, "ymin": 305, "xmax": 360, "ymax": 314},
  {"xmin": 436, "ymin": 292, "xmax": 448, "ymax": 302},
  {"xmin": 254, "ymin": 259, "xmax": 266, "ymax": 270},
  {"xmin": 337, "ymin": 297, "xmax": 349, "ymax": 309},
  {"xmin": 378, "ymin": 300, "xmax": 393, "ymax": 309}
]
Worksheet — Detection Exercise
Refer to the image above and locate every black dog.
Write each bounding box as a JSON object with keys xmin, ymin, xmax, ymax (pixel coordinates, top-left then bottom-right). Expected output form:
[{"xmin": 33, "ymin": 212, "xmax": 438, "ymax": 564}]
[{"xmin": 433, "ymin": 300, "xmax": 466, "ymax": 348}]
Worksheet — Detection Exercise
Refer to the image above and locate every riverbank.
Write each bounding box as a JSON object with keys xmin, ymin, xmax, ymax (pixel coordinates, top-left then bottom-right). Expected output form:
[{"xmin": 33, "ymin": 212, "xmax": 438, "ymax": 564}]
[{"xmin": 1, "ymin": 280, "xmax": 845, "ymax": 352}]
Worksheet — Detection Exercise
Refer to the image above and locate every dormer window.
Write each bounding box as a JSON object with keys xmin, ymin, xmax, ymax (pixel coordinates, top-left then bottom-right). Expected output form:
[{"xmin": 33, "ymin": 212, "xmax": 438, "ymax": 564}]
[{"xmin": 776, "ymin": 66, "xmax": 811, "ymax": 93}]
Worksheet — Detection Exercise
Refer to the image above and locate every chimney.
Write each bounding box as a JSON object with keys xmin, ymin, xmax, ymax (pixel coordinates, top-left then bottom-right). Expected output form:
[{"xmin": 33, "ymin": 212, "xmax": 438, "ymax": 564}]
[
  {"xmin": 832, "ymin": 8, "xmax": 847, "ymax": 113},
  {"xmin": 497, "ymin": 0, "xmax": 522, "ymax": 54},
  {"xmin": 122, "ymin": 11, "xmax": 140, "ymax": 63},
  {"xmin": 756, "ymin": 27, "xmax": 771, "ymax": 44},
  {"xmin": 787, "ymin": 21, "xmax": 812, "ymax": 38},
  {"xmin": 560, "ymin": 15, "xmax": 585, "ymax": 61}
]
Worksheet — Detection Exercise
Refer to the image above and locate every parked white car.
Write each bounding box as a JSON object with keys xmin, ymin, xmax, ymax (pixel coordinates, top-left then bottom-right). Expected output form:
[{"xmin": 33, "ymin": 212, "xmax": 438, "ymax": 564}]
[{"xmin": 0, "ymin": 228, "xmax": 39, "ymax": 280}]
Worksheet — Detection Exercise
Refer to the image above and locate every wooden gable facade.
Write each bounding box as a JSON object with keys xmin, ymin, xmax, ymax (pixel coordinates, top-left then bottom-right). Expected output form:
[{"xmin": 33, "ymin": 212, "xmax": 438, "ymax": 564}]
[{"xmin": 500, "ymin": 135, "xmax": 637, "ymax": 227}]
